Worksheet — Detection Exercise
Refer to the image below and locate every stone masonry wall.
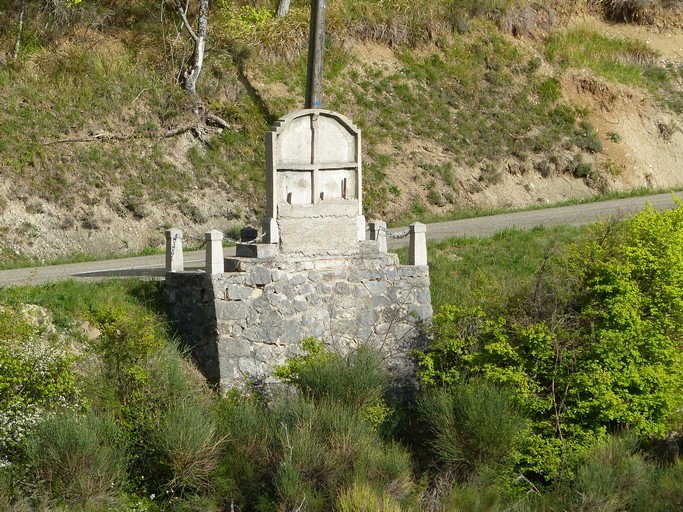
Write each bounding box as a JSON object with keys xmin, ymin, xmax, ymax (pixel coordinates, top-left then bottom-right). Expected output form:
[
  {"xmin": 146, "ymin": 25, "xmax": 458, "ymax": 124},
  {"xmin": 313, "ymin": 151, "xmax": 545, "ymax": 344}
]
[{"xmin": 164, "ymin": 243, "xmax": 432, "ymax": 390}]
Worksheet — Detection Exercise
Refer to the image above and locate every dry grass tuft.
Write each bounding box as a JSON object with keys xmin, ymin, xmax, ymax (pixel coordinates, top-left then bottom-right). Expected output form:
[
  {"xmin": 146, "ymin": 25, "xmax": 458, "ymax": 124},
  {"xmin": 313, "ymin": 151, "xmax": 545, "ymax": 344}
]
[{"xmin": 596, "ymin": 0, "xmax": 683, "ymax": 24}]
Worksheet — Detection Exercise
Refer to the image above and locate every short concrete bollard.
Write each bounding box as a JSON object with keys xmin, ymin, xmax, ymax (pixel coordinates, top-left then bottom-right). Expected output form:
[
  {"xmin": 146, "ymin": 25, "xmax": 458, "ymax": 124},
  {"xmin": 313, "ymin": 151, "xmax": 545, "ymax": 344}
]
[
  {"xmin": 205, "ymin": 230, "xmax": 224, "ymax": 275},
  {"xmin": 369, "ymin": 220, "xmax": 388, "ymax": 253},
  {"xmin": 165, "ymin": 228, "xmax": 184, "ymax": 272},
  {"xmin": 409, "ymin": 223, "xmax": 427, "ymax": 266}
]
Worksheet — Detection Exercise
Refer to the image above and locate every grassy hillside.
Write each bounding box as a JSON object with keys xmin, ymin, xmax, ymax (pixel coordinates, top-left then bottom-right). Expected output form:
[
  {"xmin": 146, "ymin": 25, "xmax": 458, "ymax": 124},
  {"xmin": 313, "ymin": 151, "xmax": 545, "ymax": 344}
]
[{"xmin": 0, "ymin": 0, "xmax": 682, "ymax": 266}]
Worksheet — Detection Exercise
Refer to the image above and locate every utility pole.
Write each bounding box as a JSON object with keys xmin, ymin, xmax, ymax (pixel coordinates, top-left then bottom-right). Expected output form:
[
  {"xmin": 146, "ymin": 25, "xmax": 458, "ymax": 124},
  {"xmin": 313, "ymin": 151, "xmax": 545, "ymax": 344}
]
[{"xmin": 305, "ymin": 0, "xmax": 327, "ymax": 109}]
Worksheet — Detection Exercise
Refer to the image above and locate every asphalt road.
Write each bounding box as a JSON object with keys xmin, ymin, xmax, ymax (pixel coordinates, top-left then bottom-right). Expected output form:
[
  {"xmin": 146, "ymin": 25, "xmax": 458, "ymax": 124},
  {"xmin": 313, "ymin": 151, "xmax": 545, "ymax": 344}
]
[{"xmin": 1, "ymin": 191, "xmax": 681, "ymax": 287}]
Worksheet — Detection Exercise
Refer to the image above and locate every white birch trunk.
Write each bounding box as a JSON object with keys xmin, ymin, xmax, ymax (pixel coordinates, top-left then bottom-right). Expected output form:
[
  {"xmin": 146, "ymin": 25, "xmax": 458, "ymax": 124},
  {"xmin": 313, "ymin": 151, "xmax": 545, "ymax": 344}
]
[
  {"xmin": 177, "ymin": 0, "xmax": 209, "ymax": 94},
  {"xmin": 276, "ymin": 0, "xmax": 291, "ymax": 18}
]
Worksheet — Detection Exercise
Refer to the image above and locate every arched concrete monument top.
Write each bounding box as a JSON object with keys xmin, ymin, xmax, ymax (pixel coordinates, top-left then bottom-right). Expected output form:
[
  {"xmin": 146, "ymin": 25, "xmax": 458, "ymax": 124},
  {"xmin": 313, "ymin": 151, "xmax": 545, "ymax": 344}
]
[{"xmin": 263, "ymin": 109, "xmax": 365, "ymax": 255}]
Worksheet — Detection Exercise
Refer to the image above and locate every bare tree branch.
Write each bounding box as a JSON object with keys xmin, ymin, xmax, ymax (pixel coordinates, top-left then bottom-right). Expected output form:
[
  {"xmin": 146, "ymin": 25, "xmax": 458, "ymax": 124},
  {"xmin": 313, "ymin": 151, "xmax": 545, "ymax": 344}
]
[
  {"xmin": 172, "ymin": 0, "xmax": 199, "ymax": 42},
  {"xmin": 13, "ymin": 0, "xmax": 26, "ymax": 60},
  {"xmin": 205, "ymin": 112, "xmax": 231, "ymax": 129}
]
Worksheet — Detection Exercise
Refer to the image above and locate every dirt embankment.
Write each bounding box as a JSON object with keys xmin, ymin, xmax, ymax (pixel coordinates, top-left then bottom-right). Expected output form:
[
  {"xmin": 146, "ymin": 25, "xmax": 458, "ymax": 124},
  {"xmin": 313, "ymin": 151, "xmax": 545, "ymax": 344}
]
[{"xmin": 1, "ymin": 15, "xmax": 682, "ymax": 264}]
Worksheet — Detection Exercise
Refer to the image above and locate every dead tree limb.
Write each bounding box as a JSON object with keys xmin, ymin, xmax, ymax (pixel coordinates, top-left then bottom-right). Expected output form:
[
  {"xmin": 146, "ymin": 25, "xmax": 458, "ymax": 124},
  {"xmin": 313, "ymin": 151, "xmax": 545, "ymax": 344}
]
[
  {"xmin": 13, "ymin": 0, "xmax": 26, "ymax": 60},
  {"xmin": 172, "ymin": 0, "xmax": 208, "ymax": 94}
]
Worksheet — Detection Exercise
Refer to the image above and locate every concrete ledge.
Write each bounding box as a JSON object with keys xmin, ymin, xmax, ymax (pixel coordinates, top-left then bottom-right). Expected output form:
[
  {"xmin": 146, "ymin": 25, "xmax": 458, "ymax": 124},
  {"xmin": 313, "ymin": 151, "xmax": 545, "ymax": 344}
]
[{"xmin": 236, "ymin": 243, "xmax": 280, "ymax": 259}]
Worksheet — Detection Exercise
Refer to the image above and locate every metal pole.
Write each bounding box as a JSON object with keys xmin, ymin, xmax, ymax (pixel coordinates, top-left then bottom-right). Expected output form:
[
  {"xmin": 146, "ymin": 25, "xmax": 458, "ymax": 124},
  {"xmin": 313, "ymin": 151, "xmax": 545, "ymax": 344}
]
[{"xmin": 305, "ymin": 0, "xmax": 327, "ymax": 109}]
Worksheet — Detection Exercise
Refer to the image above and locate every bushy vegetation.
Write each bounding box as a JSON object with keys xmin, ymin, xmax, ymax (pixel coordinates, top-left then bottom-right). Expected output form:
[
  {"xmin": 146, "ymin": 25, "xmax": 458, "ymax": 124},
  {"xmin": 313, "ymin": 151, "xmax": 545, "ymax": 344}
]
[
  {"xmin": 420, "ymin": 203, "xmax": 683, "ymax": 481},
  {"xmin": 2, "ymin": 204, "xmax": 683, "ymax": 510}
]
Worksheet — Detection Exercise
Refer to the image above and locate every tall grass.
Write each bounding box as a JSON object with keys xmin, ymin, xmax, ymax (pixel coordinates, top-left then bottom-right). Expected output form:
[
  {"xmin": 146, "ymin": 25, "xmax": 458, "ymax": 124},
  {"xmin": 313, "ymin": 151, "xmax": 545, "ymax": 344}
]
[
  {"xmin": 25, "ymin": 411, "xmax": 127, "ymax": 510},
  {"xmin": 418, "ymin": 379, "xmax": 528, "ymax": 481},
  {"xmin": 545, "ymin": 27, "xmax": 670, "ymax": 89}
]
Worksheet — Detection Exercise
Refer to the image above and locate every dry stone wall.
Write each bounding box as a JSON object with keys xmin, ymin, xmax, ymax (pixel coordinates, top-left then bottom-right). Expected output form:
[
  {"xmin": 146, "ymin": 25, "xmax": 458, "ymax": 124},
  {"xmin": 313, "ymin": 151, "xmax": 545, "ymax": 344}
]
[{"xmin": 164, "ymin": 242, "xmax": 431, "ymax": 390}]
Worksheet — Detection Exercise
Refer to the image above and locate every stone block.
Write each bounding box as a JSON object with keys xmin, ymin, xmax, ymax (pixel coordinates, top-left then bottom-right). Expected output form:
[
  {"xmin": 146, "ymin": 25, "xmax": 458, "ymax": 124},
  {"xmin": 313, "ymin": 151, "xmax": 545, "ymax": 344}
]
[
  {"xmin": 226, "ymin": 284, "xmax": 254, "ymax": 301},
  {"xmin": 205, "ymin": 230, "xmax": 224, "ymax": 275},
  {"xmin": 292, "ymin": 298, "xmax": 308, "ymax": 313},
  {"xmin": 216, "ymin": 301, "xmax": 249, "ymax": 322},
  {"xmin": 289, "ymin": 274, "xmax": 307, "ymax": 287},
  {"xmin": 219, "ymin": 337, "xmax": 252, "ymax": 359},
  {"xmin": 281, "ymin": 324, "xmax": 304, "ymax": 344},
  {"xmin": 224, "ymin": 258, "xmax": 242, "ymax": 273},
  {"xmin": 247, "ymin": 266, "xmax": 273, "ymax": 286},
  {"xmin": 316, "ymin": 283, "xmax": 332, "ymax": 295},
  {"xmin": 236, "ymin": 243, "xmax": 279, "ymax": 259},
  {"xmin": 165, "ymin": 228, "xmax": 184, "ymax": 272},
  {"xmin": 364, "ymin": 279, "xmax": 387, "ymax": 295},
  {"xmin": 266, "ymin": 291, "xmax": 287, "ymax": 305},
  {"xmin": 409, "ymin": 222, "xmax": 428, "ymax": 266},
  {"xmin": 335, "ymin": 282, "xmax": 351, "ymax": 295},
  {"xmin": 352, "ymin": 284, "xmax": 369, "ymax": 299},
  {"xmin": 356, "ymin": 308, "xmax": 378, "ymax": 326}
]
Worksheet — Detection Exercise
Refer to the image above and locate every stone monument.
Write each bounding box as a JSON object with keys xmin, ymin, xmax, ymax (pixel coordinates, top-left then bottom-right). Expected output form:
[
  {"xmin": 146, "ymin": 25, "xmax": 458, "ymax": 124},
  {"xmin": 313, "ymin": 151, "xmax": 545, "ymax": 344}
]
[{"xmin": 164, "ymin": 109, "xmax": 432, "ymax": 390}]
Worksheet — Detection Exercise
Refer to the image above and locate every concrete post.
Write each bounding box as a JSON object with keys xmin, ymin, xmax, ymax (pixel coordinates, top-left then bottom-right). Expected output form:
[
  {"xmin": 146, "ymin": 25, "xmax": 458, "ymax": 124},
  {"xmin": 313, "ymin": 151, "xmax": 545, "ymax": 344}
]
[
  {"xmin": 357, "ymin": 215, "xmax": 366, "ymax": 242},
  {"xmin": 205, "ymin": 230, "xmax": 224, "ymax": 275},
  {"xmin": 409, "ymin": 223, "xmax": 427, "ymax": 266},
  {"xmin": 165, "ymin": 228, "xmax": 184, "ymax": 272},
  {"xmin": 369, "ymin": 220, "xmax": 387, "ymax": 253}
]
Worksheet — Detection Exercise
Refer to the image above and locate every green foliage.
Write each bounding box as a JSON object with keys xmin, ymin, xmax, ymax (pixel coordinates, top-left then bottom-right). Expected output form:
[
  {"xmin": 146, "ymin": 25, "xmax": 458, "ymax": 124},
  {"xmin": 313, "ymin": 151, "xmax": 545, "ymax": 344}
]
[
  {"xmin": 154, "ymin": 399, "xmax": 223, "ymax": 496},
  {"xmin": 425, "ymin": 226, "xmax": 580, "ymax": 312},
  {"xmin": 419, "ymin": 203, "xmax": 683, "ymax": 480},
  {"xmin": 516, "ymin": 433, "xmax": 683, "ymax": 512},
  {"xmin": 25, "ymin": 410, "xmax": 127, "ymax": 509},
  {"xmin": 272, "ymin": 397, "xmax": 413, "ymax": 512},
  {"xmin": 418, "ymin": 379, "xmax": 528, "ymax": 482},
  {"xmin": 275, "ymin": 338, "xmax": 391, "ymax": 429},
  {"xmin": 544, "ymin": 26, "xmax": 682, "ymax": 111},
  {"xmin": 216, "ymin": 343, "xmax": 415, "ymax": 512},
  {"xmin": 90, "ymin": 305, "xmax": 162, "ymax": 405},
  {"xmin": 436, "ymin": 482, "xmax": 503, "ymax": 512},
  {"xmin": 336, "ymin": 481, "xmax": 404, "ymax": 512},
  {"xmin": 575, "ymin": 119, "xmax": 603, "ymax": 153},
  {"xmin": 0, "ymin": 304, "xmax": 78, "ymax": 460},
  {"xmin": 567, "ymin": 435, "xmax": 647, "ymax": 512},
  {"xmin": 218, "ymin": 1, "xmax": 274, "ymax": 39}
]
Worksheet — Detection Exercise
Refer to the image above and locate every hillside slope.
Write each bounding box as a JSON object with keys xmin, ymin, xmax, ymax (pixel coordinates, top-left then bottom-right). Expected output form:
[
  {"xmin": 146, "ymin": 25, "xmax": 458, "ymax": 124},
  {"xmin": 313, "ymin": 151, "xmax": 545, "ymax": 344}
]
[{"xmin": 0, "ymin": 0, "xmax": 681, "ymax": 265}]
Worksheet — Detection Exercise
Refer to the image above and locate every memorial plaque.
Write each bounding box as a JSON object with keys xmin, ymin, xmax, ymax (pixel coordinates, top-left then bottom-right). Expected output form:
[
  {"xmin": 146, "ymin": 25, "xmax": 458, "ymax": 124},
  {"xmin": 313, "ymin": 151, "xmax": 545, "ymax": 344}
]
[{"xmin": 263, "ymin": 109, "xmax": 364, "ymax": 255}]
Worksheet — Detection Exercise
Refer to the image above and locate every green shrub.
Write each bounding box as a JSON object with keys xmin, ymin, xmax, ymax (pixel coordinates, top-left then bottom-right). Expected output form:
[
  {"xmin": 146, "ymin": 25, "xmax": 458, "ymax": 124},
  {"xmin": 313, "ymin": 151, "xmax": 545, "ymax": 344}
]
[
  {"xmin": 419, "ymin": 202, "xmax": 683, "ymax": 481},
  {"xmin": 418, "ymin": 379, "xmax": 528, "ymax": 481},
  {"xmin": 272, "ymin": 396, "xmax": 414, "ymax": 512},
  {"xmin": 0, "ymin": 304, "xmax": 78, "ymax": 461},
  {"xmin": 154, "ymin": 399, "xmax": 223, "ymax": 496},
  {"xmin": 214, "ymin": 393, "xmax": 278, "ymax": 510},
  {"xmin": 562, "ymin": 435, "xmax": 647, "ymax": 512},
  {"xmin": 25, "ymin": 410, "xmax": 127, "ymax": 509},
  {"xmin": 86, "ymin": 304, "xmax": 216, "ymax": 500},
  {"xmin": 275, "ymin": 338, "xmax": 390, "ymax": 429},
  {"xmin": 632, "ymin": 459, "xmax": 683, "ymax": 512},
  {"xmin": 336, "ymin": 481, "xmax": 404, "ymax": 512},
  {"xmin": 215, "ymin": 343, "xmax": 414, "ymax": 512},
  {"xmin": 436, "ymin": 482, "xmax": 503, "ymax": 512}
]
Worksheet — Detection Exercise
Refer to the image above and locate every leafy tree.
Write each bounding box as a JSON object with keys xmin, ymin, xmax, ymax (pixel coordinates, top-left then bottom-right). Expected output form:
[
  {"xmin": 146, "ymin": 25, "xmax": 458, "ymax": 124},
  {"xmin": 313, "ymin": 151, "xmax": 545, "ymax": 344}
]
[{"xmin": 419, "ymin": 201, "xmax": 683, "ymax": 481}]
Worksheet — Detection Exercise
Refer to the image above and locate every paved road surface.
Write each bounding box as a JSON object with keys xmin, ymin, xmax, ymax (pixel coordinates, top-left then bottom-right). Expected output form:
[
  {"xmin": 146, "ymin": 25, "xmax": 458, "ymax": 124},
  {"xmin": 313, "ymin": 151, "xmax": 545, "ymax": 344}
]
[{"xmin": 1, "ymin": 191, "xmax": 680, "ymax": 287}]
